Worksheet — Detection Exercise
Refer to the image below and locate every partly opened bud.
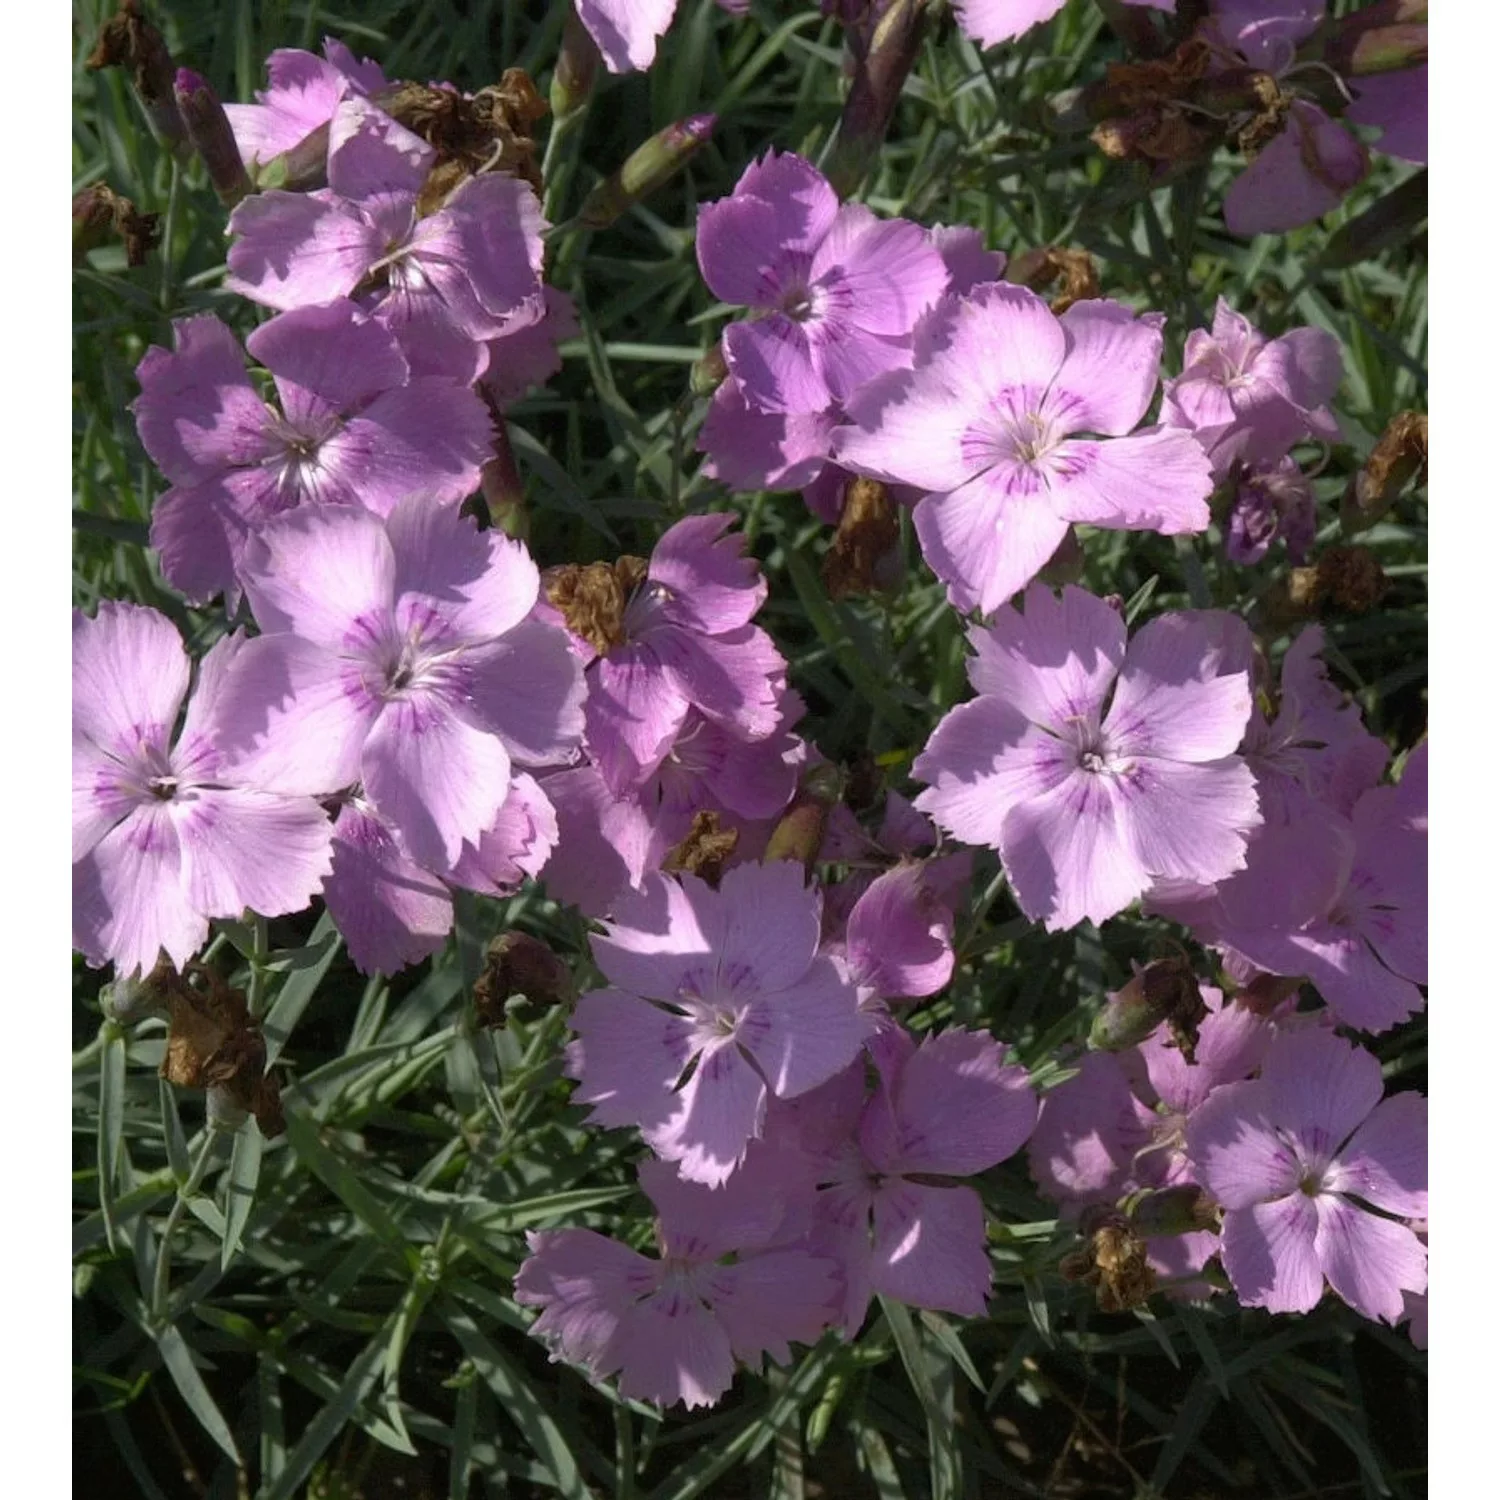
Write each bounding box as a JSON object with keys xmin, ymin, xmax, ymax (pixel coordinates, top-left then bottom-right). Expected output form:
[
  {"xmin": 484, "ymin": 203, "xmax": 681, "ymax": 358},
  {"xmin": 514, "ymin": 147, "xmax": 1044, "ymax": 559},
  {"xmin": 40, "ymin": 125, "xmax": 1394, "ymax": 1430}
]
[
  {"xmin": 551, "ymin": 8, "xmax": 600, "ymax": 123},
  {"xmin": 1089, "ymin": 953, "xmax": 1206, "ymax": 1057},
  {"xmin": 573, "ymin": 115, "xmax": 716, "ymax": 232},
  {"xmin": 174, "ymin": 68, "xmax": 252, "ymax": 206},
  {"xmin": 765, "ymin": 764, "xmax": 845, "ymax": 873}
]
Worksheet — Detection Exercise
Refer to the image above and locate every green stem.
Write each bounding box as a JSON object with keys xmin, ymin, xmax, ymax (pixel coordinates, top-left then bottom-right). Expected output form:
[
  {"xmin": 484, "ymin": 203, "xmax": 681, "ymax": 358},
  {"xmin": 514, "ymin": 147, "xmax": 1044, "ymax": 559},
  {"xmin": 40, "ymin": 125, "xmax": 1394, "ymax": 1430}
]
[
  {"xmin": 246, "ymin": 914, "xmax": 270, "ymax": 1019},
  {"xmin": 151, "ymin": 1129, "xmax": 221, "ymax": 1322}
]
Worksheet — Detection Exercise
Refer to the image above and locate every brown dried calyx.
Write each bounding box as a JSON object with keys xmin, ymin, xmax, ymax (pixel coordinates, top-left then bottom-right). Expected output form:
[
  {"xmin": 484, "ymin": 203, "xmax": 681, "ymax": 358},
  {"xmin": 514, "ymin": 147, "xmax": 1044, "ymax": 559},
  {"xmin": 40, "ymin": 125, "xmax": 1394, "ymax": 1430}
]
[
  {"xmin": 473, "ymin": 932, "xmax": 574, "ymax": 1029},
  {"xmin": 154, "ymin": 961, "xmax": 284, "ymax": 1136},
  {"xmin": 1006, "ymin": 247, "xmax": 1100, "ymax": 315},
  {"xmin": 1060, "ymin": 1207, "xmax": 1157, "ymax": 1313},
  {"xmin": 1341, "ymin": 410, "xmax": 1427, "ymax": 533},
  {"xmin": 85, "ymin": 0, "xmax": 185, "ymax": 145},
  {"xmin": 544, "ymin": 555, "xmax": 649, "ymax": 654},
  {"xmin": 382, "ymin": 72, "xmax": 548, "ymax": 213},
  {"xmin": 73, "ymin": 184, "xmax": 160, "ymax": 267},
  {"xmin": 1288, "ymin": 544, "xmax": 1388, "ymax": 615},
  {"xmin": 822, "ymin": 477, "xmax": 900, "ymax": 600},
  {"xmin": 663, "ymin": 811, "xmax": 740, "ymax": 887},
  {"xmin": 1087, "ymin": 38, "xmax": 1224, "ymax": 170}
]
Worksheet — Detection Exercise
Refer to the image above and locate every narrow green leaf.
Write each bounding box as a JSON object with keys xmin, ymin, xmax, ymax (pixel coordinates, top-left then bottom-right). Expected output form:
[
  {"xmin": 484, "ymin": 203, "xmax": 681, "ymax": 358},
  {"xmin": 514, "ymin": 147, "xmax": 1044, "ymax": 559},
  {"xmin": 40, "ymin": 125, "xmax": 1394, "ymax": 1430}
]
[
  {"xmin": 155, "ymin": 1322, "xmax": 241, "ymax": 1464},
  {"xmin": 880, "ymin": 1299, "xmax": 959, "ymax": 1500},
  {"xmin": 283, "ymin": 1109, "xmax": 409, "ymax": 1256},
  {"xmin": 221, "ymin": 1120, "xmax": 263, "ymax": 1270},
  {"xmin": 443, "ymin": 1298, "xmax": 594, "ymax": 1500},
  {"xmin": 158, "ymin": 1078, "xmax": 190, "ymax": 1185},
  {"xmin": 97, "ymin": 1021, "xmax": 126, "ymax": 1252},
  {"xmin": 260, "ymin": 1335, "xmax": 396, "ymax": 1500},
  {"xmin": 261, "ymin": 913, "xmax": 341, "ymax": 1067},
  {"xmin": 1147, "ymin": 1369, "xmax": 1217, "ymax": 1495},
  {"xmin": 448, "ymin": 1369, "xmax": 478, "ymax": 1500}
]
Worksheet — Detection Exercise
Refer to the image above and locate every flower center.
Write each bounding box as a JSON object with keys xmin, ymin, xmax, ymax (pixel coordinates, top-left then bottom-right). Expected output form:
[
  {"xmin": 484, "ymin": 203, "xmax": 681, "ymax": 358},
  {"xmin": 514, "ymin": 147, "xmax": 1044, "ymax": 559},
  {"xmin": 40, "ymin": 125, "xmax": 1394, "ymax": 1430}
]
[{"xmin": 146, "ymin": 775, "xmax": 178, "ymax": 801}]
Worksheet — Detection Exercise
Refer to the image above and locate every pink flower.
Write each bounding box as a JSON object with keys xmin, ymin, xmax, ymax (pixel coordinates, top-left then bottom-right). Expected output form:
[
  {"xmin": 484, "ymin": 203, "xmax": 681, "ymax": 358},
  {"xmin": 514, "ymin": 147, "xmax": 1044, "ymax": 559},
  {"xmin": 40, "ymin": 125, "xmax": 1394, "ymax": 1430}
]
[
  {"xmin": 696, "ymin": 151, "xmax": 949, "ymax": 414},
  {"xmin": 227, "ymin": 497, "xmax": 585, "ymax": 877},
  {"xmin": 73, "ymin": 603, "xmax": 334, "ymax": 977},
  {"xmin": 841, "ymin": 862, "xmax": 957, "ymax": 1006},
  {"xmin": 227, "ymin": 98, "xmax": 545, "ymax": 380},
  {"xmin": 1160, "ymin": 299, "xmax": 1342, "ymax": 477},
  {"xmin": 223, "ymin": 38, "xmax": 386, "ymax": 168},
  {"xmin": 913, "ymin": 585, "xmax": 1260, "ymax": 931},
  {"xmin": 323, "ymin": 774, "xmax": 558, "ymax": 975},
  {"xmin": 836, "ymin": 285, "xmax": 1212, "ymax": 613},
  {"xmin": 515, "ymin": 1156, "xmax": 840, "ymax": 1410},
  {"xmin": 571, "ymin": 513, "xmax": 789, "ymax": 794},
  {"xmin": 1207, "ymin": 775, "xmax": 1427, "ymax": 1035},
  {"xmin": 135, "ymin": 304, "xmax": 492, "ymax": 604},
  {"xmin": 1186, "ymin": 1029, "xmax": 1427, "ymax": 1323},
  {"xmin": 1203, "ymin": 3, "xmax": 1371, "ymax": 236},
  {"xmin": 789, "ymin": 1028, "xmax": 1037, "ymax": 1330},
  {"xmin": 566, "ymin": 862, "xmax": 870, "ymax": 1185}
]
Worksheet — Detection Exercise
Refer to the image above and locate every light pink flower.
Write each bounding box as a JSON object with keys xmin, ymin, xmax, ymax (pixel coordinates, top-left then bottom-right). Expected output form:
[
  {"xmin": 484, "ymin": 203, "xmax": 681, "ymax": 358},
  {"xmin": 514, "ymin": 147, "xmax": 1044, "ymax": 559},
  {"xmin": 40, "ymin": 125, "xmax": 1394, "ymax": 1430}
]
[
  {"xmin": 836, "ymin": 285, "xmax": 1212, "ymax": 613},
  {"xmin": 1187, "ymin": 1029, "xmax": 1427, "ymax": 1323},
  {"xmin": 566, "ymin": 862, "xmax": 870, "ymax": 1185},
  {"xmin": 227, "ymin": 497, "xmax": 585, "ymax": 877},
  {"xmin": 696, "ymin": 151, "xmax": 949, "ymax": 415},
  {"xmin": 73, "ymin": 603, "xmax": 333, "ymax": 977},
  {"xmin": 1161, "ymin": 299, "xmax": 1342, "ymax": 477},
  {"xmin": 914, "ymin": 585, "xmax": 1260, "ymax": 931},
  {"xmin": 515, "ymin": 1155, "xmax": 839, "ymax": 1410},
  {"xmin": 135, "ymin": 303, "xmax": 492, "ymax": 604}
]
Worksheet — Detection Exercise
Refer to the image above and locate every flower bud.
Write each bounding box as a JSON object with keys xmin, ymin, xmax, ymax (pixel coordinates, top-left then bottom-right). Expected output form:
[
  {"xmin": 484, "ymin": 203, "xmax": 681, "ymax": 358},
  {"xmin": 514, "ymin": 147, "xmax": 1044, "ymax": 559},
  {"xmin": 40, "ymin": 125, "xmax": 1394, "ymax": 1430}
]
[
  {"xmin": 573, "ymin": 115, "xmax": 716, "ymax": 232},
  {"xmin": 1089, "ymin": 953, "xmax": 1205, "ymax": 1056},
  {"xmin": 99, "ymin": 968, "xmax": 170, "ymax": 1024},
  {"xmin": 824, "ymin": 0, "xmax": 929, "ymax": 197},
  {"xmin": 472, "ymin": 932, "xmax": 575, "ymax": 1029},
  {"xmin": 691, "ymin": 342, "xmax": 729, "ymax": 398},
  {"xmin": 551, "ymin": 9, "xmax": 600, "ymax": 123},
  {"xmin": 479, "ymin": 423, "xmax": 529, "ymax": 539},
  {"xmin": 765, "ymin": 764, "xmax": 845, "ymax": 873},
  {"xmin": 85, "ymin": 0, "xmax": 186, "ymax": 148},
  {"xmin": 174, "ymin": 68, "xmax": 252, "ymax": 206},
  {"xmin": 1126, "ymin": 1184, "xmax": 1220, "ymax": 1238}
]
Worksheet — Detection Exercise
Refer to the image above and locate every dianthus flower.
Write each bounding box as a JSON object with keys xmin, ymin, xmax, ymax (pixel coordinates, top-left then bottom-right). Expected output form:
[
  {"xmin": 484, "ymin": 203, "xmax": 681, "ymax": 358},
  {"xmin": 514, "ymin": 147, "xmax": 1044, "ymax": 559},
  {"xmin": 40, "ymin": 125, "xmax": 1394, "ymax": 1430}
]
[
  {"xmin": 323, "ymin": 774, "xmax": 557, "ymax": 975},
  {"xmin": 227, "ymin": 98, "xmax": 545, "ymax": 380},
  {"xmin": 774, "ymin": 1027, "xmax": 1037, "ymax": 1330},
  {"xmin": 1160, "ymin": 299, "xmax": 1341, "ymax": 477},
  {"xmin": 1225, "ymin": 458, "xmax": 1317, "ymax": 565},
  {"xmin": 73, "ymin": 603, "xmax": 333, "ymax": 977},
  {"xmin": 836, "ymin": 285, "xmax": 1212, "ymax": 613},
  {"xmin": 1186, "ymin": 1028, "xmax": 1427, "ymax": 1323},
  {"xmin": 541, "ymin": 711, "xmax": 801, "ymax": 918},
  {"xmin": 547, "ymin": 513, "xmax": 788, "ymax": 795},
  {"xmin": 1202, "ymin": 1, "xmax": 1370, "ymax": 236},
  {"xmin": 223, "ymin": 37, "xmax": 386, "ymax": 167},
  {"xmin": 1206, "ymin": 761, "xmax": 1427, "ymax": 1034},
  {"xmin": 515, "ymin": 1155, "xmax": 840, "ymax": 1410},
  {"xmin": 226, "ymin": 496, "xmax": 585, "ymax": 876},
  {"xmin": 696, "ymin": 151, "xmax": 949, "ymax": 415},
  {"xmin": 914, "ymin": 585, "xmax": 1259, "ymax": 931},
  {"xmin": 956, "ymin": 0, "xmax": 1171, "ymax": 50},
  {"xmin": 135, "ymin": 302, "xmax": 492, "ymax": 603},
  {"xmin": 566, "ymin": 862, "xmax": 869, "ymax": 1185}
]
